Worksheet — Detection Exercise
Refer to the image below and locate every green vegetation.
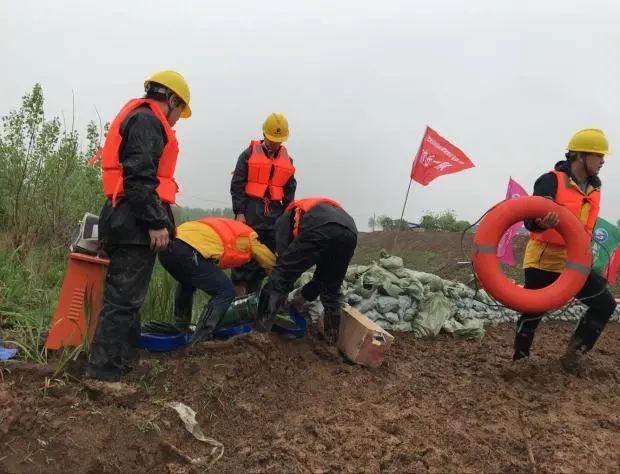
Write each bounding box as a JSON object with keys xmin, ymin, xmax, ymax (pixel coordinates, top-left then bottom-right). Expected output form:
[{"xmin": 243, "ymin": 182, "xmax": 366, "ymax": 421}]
[
  {"xmin": 0, "ymin": 85, "xmax": 209, "ymax": 361},
  {"xmin": 369, "ymin": 210, "xmax": 472, "ymax": 232}
]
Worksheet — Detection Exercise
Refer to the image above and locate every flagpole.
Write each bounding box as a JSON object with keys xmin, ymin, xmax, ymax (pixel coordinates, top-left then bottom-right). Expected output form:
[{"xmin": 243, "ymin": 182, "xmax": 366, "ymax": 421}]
[
  {"xmin": 393, "ymin": 178, "xmax": 414, "ymax": 251},
  {"xmin": 393, "ymin": 126, "xmax": 427, "ymax": 252},
  {"xmin": 398, "ymin": 179, "xmax": 413, "ymax": 229}
]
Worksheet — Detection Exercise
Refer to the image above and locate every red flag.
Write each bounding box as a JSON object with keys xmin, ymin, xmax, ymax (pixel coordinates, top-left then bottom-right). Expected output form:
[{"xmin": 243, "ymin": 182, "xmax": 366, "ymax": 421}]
[{"xmin": 410, "ymin": 126, "xmax": 475, "ymax": 186}]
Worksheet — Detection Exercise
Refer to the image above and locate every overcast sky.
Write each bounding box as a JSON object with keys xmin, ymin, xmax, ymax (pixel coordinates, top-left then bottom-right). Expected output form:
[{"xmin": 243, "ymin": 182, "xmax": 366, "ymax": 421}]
[{"xmin": 2, "ymin": 0, "xmax": 619, "ymax": 230}]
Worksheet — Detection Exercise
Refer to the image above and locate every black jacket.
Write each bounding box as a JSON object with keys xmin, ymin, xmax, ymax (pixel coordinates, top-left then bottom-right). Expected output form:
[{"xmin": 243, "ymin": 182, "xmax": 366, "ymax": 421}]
[
  {"xmin": 274, "ymin": 203, "xmax": 358, "ymax": 256},
  {"xmin": 99, "ymin": 106, "xmax": 175, "ymax": 246},
  {"xmin": 230, "ymin": 142, "xmax": 297, "ymax": 232},
  {"xmin": 524, "ymin": 159, "xmax": 601, "ymax": 232}
]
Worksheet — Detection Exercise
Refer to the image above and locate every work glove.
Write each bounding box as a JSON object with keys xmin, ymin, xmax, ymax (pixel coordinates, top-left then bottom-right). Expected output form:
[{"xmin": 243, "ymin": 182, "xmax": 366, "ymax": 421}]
[{"xmin": 255, "ymin": 289, "xmax": 286, "ymax": 333}]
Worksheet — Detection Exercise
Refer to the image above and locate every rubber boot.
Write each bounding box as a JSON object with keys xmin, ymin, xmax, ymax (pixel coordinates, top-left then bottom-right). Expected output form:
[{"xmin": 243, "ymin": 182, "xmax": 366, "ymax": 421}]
[
  {"xmin": 560, "ymin": 335, "xmax": 586, "ymax": 372},
  {"xmin": 255, "ymin": 289, "xmax": 286, "ymax": 333},
  {"xmin": 84, "ymin": 364, "xmax": 123, "ymax": 382},
  {"xmin": 513, "ymin": 328, "xmax": 536, "ymax": 361},
  {"xmin": 190, "ymin": 305, "xmax": 226, "ymax": 345},
  {"xmin": 323, "ymin": 310, "xmax": 341, "ymax": 345}
]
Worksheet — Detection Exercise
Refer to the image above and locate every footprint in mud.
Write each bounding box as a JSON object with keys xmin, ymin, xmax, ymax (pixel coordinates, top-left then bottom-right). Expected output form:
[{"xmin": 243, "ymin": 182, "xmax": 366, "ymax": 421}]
[
  {"xmin": 82, "ymin": 379, "xmax": 139, "ymax": 406},
  {"xmin": 311, "ymin": 344, "xmax": 344, "ymax": 363},
  {"xmin": 580, "ymin": 364, "xmax": 620, "ymax": 382}
]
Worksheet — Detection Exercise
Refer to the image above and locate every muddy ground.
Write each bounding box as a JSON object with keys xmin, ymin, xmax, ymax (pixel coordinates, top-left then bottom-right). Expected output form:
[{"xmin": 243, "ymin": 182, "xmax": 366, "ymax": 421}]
[{"xmin": 1, "ymin": 322, "xmax": 619, "ymax": 473}]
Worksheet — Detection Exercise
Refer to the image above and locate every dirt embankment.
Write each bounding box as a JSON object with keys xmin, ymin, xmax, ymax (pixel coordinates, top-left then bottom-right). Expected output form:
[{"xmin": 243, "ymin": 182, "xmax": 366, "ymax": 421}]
[{"xmin": 1, "ymin": 322, "xmax": 619, "ymax": 473}]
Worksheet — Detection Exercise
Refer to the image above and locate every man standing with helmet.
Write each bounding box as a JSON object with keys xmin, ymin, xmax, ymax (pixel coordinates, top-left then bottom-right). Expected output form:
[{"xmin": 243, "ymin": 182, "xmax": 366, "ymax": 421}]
[
  {"xmin": 515, "ymin": 128, "xmax": 617, "ymax": 370},
  {"xmin": 86, "ymin": 70, "xmax": 192, "ymax": 381},
  {"xmin": 230, "ymin": 113, "xmax": 297, "ymax": 296}
]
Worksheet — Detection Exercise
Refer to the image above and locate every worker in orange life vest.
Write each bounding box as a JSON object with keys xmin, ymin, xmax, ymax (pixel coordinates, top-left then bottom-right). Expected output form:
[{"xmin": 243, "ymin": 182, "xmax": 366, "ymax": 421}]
[
  {"xmin": 230, "ymin": 113, "xmax": 297, "ymax": 296},
  {"xmin": 158, "ymin": 218, "xmax": 275, "ymax": 344},
  {"xmin": 516, "ymin": 129, "xmax": 617, "ymax": 370},
  {"xmin": 86, "ymin": 70, "xmax": 191, "ymax": 382},
  {"xmin": 255, "ymin": 198, "xmax": 358, "ymax": 344}
]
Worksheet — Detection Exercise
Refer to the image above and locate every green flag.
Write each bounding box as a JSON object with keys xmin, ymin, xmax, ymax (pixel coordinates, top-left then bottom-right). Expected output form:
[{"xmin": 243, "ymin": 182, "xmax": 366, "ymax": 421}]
[{"xmin": 591, "ymin": 217, "xmax": 620, "ymax": 275}]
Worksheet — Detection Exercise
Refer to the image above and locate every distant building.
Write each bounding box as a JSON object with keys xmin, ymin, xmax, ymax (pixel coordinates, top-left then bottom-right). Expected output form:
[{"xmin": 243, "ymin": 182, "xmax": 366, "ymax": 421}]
[{"xmin": 407, "ymin": 222, "xmax": 424, "ymax": 232}]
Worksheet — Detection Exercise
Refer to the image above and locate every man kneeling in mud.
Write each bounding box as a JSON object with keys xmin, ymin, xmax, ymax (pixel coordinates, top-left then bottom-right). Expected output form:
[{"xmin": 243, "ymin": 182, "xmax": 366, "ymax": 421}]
[{"xmin": 158, "ymin": 217, "xmax": 274, "ymax": 344}]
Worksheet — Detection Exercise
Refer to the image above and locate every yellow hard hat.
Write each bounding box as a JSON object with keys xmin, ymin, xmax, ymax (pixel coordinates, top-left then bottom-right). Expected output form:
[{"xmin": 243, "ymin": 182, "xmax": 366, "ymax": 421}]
[
  {"xmin": 144, "ymin": 70, "xmax": 192, "ymax": 119},
  {"xmin": 262, "ymin": 113, "xmax": 289, "ymax": 142},
  {"xmin": 567, "ymin": 128, "xmax": 609, "ymax": 155}
]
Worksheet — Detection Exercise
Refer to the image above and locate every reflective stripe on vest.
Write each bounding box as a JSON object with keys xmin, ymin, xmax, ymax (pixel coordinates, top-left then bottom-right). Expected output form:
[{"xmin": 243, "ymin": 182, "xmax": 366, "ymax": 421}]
[
  {"xmin": 197, "ymin": 217, "xmax": 253, "ymax": 269},
  {"xmin": 531, "ymin": 170, "xmax": 600, "ymax": 246},
  {"xmin": 91, "ymin": 98, "xmax": 179, "ymax": 207},
  {"xmin": 285, "ymin": 197, "xmax": 343, "ymax": 238},
  {"xmin": 244, "ymin": 140, "xmax": 295, "ymax": 201}
]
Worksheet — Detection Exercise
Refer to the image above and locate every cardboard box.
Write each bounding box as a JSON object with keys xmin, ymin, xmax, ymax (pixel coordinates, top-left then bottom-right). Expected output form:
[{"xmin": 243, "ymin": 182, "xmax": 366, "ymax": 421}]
[{"xmin": 337, "ymin": 304, "xmax": 394, "ymax": 368}]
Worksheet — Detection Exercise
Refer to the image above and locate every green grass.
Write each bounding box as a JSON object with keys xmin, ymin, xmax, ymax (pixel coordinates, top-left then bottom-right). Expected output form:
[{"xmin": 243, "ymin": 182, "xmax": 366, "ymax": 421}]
[{"xmin": 0, "ymin": 246, "xmax": 210, "ymax": 363}]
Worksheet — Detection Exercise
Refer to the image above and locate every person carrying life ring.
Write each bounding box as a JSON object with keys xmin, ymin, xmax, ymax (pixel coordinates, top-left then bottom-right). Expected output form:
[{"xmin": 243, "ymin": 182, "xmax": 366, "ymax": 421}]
[{"xmin": 514, "ymin": 128, "xmax": 617, "ymax": 370}]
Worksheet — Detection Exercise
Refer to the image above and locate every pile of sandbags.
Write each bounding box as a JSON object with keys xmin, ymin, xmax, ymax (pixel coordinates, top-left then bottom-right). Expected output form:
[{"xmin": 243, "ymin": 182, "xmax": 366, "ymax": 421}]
[{"xmin": 293, "ymin": 251, "xmax": 620, "ymax": 341}]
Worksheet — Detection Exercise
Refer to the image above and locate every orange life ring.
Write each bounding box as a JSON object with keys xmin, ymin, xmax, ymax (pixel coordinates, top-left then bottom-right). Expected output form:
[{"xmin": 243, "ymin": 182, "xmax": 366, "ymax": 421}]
[{"xmin": 472, "ymin": 196, "xmax": 592, "ymax": 313}]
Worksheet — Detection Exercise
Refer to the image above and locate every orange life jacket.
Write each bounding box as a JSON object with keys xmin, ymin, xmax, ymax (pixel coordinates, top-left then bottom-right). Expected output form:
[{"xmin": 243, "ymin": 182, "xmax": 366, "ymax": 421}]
[
  {"xmin": 197, "ymin": 217, "xmax": 254, "ymax": 269},
  {"xmin": 530, "ymin": 169, "xmax": 600, "ymax": 246},
  {"xmin": 244, "ymin": 140, "xmax": 295, "ymax": 202},
  {"xmin": 286, "ymin": 197, "xmax": 343, "ymax": 238},
  {"xmin": 90, "ymin": 98, "xmax": 179, "ymax": 207}
]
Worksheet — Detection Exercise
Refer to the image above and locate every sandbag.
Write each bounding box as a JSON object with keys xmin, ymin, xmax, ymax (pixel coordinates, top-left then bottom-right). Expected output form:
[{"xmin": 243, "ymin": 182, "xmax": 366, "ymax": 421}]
[
  {"xmin": 376, "ymin": 296, "xmax": 400, "ymax": 314},
  {"xmin": 393, "ymin": 321, "xmax": 414, "ymax": 332},
  {"xmin": 379, "ymin": 254, "xmax": 404, "ymax": 271},
  {"xmin": 288, "ymin": 251, "xmax": 494, "ymax": 340},
  {"xmin": 442, "ymin": 318, "xmax": 485, "ymax": 341},
  {"xmin": 345, "ymin": 265, "xmax": 368, "ymax": 283},
  {"xmin": 355, "ymin": 272, "xmax": 380, "ymax": 298},
  {"xmin": 365, "ymin": 309, "xmax": 383, "ymax": 322},
  {"xmin": 403, "ymin": 307, "xmax": 417, "ymax": 321},
  {"xmin": 347, "ymin": 293, "xmax": 363, "ymax": 305},
  {"xmin": 404, "ymin": 279, "xmax": 425, "ymax": 301},
  {"xmin": 398, "ymin": 295, "xmax": 412, "ymax": 311},
  {"xmin": 411, "ymin": 293, "xmax": 453, "ymax": 338},
  {"xmin": 383, "ymin": 312, "xmax": 400, "ymax": 324},
  {"xmin": 357, "ymin": 294, "xmax": 378, "ymax": 313},
  {"xmin": 381, "ymin": 280, "xmax": 404, "ymax": 297},
  {"xmin": 444, "ymin": 282, "xmax": 476, "ymax": 299}
]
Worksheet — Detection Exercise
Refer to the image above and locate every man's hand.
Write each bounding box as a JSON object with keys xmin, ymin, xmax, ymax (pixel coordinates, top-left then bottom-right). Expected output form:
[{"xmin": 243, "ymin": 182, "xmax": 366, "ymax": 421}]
[
  {"xmin": 149, "ymin": 228, "xmax": 170, "ymax": 252},
  {"xmin": 535, "ymin": 212, "xmax": 559, "ymax": 230},
  {"xmin": 235, "ymin": 214, "xmax": 246, "ymax": 224}
]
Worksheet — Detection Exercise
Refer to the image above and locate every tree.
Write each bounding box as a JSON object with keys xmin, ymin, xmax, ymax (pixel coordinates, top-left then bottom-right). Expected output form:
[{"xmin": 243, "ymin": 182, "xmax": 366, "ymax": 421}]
[
  {"xmin": 454, "ymin": 220, "xmax": 472, "ymax": 232},
  {"xmin": 0, "ymin": 84, "xmax": 103, "ymax": 249},
  {"xmin": 377, "ymin": 215, "xmax": 393, "ymax": 231},
  {"xmin": 393, "ymin": 218, "xmax": 408, "ymax": 230},
  {"xmin": 420, "ymin": 210, "xmax": 471, "ymax": 232},
  {"xmin": 420, "ymin": 214, "xmax": 439, "ymax": 231},
  {"xmin": 437, "ymin": 210, "xmax": 457, "ymax": 231},
  {"xmin": 368, "ymin": 215, "xmax": 377, "ymax": 232}
]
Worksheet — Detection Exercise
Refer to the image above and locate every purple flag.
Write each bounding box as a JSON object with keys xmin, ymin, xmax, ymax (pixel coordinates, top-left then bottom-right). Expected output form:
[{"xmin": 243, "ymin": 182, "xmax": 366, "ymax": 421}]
[{"xmin": 497, "ymin": 177, "xmax": 528, "ymax": 266}]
